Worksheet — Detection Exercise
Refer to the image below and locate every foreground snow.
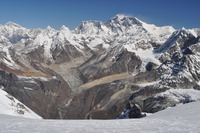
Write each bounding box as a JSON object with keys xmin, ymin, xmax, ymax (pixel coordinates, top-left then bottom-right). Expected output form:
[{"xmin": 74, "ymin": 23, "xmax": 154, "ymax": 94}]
[
  {"xmin": 0, "ymin": 101, "xmax": 200, "ymax": 133},
  {"xmin": 0, "ymin": 89, "xmax": 42, "ymax": 119}
]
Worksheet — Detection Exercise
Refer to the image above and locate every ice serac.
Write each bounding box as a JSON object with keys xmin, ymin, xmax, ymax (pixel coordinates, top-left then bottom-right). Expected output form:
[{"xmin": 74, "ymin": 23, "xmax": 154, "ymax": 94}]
[{"xmin": 0, "ymin": 14, "xmax": 200, "ymax": 119}]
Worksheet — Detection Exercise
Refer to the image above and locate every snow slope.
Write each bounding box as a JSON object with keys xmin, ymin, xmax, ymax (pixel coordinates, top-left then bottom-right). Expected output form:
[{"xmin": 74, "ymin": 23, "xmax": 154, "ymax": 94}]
[
  {"xmin": 0, "ymin": 101, "xmax": 199, "ymax": 133},
  {"xmin": 0, "ymin": 88, "xmax": 42, "ymax": 119}
]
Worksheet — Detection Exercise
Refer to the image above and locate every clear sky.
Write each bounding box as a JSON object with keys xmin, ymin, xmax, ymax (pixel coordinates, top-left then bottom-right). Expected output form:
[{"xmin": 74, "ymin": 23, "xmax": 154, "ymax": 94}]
[{"xmin": 0, "ymin": 0, "xmax": 199, "ymax": 30}]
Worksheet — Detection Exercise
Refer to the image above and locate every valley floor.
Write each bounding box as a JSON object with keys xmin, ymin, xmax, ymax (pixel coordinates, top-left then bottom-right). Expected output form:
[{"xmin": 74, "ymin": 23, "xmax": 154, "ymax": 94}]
[{"xmin": 1, "ymin": 101, "xmax": 200, "ymax": 133}]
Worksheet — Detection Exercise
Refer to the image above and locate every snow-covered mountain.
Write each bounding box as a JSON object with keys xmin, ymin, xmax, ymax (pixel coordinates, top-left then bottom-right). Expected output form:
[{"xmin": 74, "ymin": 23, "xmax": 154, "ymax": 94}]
[
  {"xmin": 0, "ymin": 14, "xmax": 199, "ymax": 119},
  {"xmin": 74, "ymin": 14, "xmax": 175, "ymax": 52}
]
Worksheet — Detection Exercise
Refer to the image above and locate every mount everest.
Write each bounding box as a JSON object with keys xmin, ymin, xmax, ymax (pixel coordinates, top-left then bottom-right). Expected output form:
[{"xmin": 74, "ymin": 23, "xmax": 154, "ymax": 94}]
[{"xmin": 0, "ymin": 14, "xmax": 199, "ymax": 119}]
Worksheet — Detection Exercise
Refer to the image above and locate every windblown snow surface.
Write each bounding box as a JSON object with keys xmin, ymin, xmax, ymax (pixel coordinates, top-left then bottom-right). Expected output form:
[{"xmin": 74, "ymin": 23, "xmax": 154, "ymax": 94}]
[{"xmin": 0, "ymin": 101, "xmax": 200, "ymax": 133}]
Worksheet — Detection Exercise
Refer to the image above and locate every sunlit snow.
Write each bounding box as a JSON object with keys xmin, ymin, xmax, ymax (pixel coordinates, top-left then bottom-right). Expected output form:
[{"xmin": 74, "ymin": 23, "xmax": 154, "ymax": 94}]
[
  {"xmin": 0, "ymin": 89, "xmax": 41, "ymax": 119},
  {"xmin": 0, "ymin": 101, "xmax": 199, "ymax": 133}
]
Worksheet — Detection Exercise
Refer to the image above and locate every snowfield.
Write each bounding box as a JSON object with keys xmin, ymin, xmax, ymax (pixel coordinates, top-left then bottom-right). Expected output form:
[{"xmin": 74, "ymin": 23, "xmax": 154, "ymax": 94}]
[
  {"xmin": 0, "ymin": 89, "xmax": 41, "ymax": 119},
  {"xmin": 0, "ymin": 101, "xmax": 200, "ymax": 133}
]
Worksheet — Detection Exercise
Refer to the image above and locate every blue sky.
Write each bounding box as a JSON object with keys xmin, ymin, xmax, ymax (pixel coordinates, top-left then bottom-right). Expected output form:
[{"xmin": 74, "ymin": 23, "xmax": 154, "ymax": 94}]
[{"xmin": 0, "ymin": 0, "xmax": 199, "ymax": 30}]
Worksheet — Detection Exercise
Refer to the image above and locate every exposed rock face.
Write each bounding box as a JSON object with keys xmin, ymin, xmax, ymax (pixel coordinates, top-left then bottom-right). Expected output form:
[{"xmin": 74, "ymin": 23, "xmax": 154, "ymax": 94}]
[
  {"xmin": 65, "ymin": 80, "xmax": 129, "ymax": 119},
  {"xmin": 79, "ymin": 48, "xmax": 142, "ymax": 82},
  {"xmin": 0, "ymin": 70, "xmax": 72, "ymax": 119},
  {"xmin": 0, "ymin": 15, "xmax": 200, "ymax": 119}
]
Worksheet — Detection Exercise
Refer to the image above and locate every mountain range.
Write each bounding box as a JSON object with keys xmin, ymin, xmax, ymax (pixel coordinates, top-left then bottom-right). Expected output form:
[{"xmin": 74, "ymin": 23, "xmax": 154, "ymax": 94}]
[{"xmin": 0, "ymin": 14, "xmax": 200, "ymax": 119}]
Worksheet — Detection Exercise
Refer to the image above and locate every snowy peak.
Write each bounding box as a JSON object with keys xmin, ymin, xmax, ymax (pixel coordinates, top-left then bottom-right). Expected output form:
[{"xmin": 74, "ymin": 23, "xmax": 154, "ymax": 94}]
[
  {"xmin": 108, "ymin": 14, "xmax": 142, "ymax": 26},
  {"xmin": 106, "ymin": 14, "xmax": 143, "ymax": 34},
  {"xmin": 111, "ymin": 14, "xmax": 128, "ymax": 20},
  {"xmin": 0, "ymin": 22, "xmax": 30, "ymax": 44},
  {"xmin": 74, "ymin": 20, "xmax": 111, "ymax": 35},
  {"xmin": 154, "ymin": 28, "xmax": 199, "ymax": 53},
  {"xmin": 60, "ymin": 25, "xmax": 70, "ymax": 31},
  {"xmin": 5, "ymin": 21, "xmax": 23, "ymax": 28},
  {"xmin": 74, "ymin": 14, "xmax": 143, "ymax": 35},
  {"xmin": 107, "ymin": 14, "xmax": 175, "ymax": 40},
  {"xmin": 108, "ymin": 14, "xmax": 174, "ymax": 34},
  {"xmin": 74, "ymin": 14, "xmax": 175, "ymax": 43},
  {"xmin": 59, "ymin": 25, "xmax": 73, "ymax": 39},
  {"xmin": 0, "ymin": 21, "xmax": 26, "ymax": 34},
  {"xmin": 45, "ymin": 26, "xmax": 55, "ymax": 31}
]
